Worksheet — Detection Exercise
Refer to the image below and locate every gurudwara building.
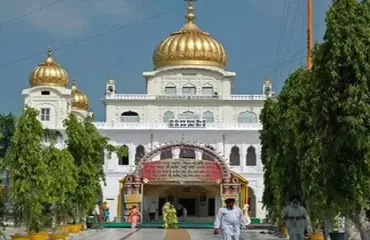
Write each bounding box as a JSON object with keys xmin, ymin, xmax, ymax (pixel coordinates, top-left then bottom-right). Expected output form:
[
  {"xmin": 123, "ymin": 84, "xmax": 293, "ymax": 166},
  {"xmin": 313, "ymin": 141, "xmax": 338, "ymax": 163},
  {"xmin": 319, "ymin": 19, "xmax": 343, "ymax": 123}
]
[{"xmin": 21, "ymin": 1, "xmax": 272, "ymax": 223}]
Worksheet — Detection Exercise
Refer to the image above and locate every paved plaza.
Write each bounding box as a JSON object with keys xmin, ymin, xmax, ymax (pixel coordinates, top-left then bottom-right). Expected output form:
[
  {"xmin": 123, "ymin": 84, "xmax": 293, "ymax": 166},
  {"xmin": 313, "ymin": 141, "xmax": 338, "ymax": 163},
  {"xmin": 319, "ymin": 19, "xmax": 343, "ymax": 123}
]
[{"xmin": 63, "ymin": 228, "xmax": 279, "ymax": 240}]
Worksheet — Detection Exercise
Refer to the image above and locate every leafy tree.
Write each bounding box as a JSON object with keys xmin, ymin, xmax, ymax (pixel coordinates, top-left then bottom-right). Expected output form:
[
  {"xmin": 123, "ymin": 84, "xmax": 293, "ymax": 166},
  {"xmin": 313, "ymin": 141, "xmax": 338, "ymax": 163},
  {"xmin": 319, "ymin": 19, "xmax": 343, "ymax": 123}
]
[
  {"xmin": 5, "ymin": 107, "xmax": 51, "ymax": 233},
  {"xmin": 311, "ymin": 0, "xmax": 370, "ymax": 237},
  {"xmin": 42, "ymin": 138, "xmax": 77, "ymax": 227},
  {"xmin": 64, "ymin": 115, "xmax": 109, "ymax": 223}
]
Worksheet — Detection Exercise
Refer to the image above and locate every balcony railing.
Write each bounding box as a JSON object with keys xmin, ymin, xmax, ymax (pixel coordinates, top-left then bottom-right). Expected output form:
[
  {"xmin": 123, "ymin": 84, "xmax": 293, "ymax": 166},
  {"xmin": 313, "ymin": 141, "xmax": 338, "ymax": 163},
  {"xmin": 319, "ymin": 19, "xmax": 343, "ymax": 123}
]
[
  {"xmin": 104, "ymin": 94, "xmax": 266, "ymax": 101},
  {"xmin": 94, "ymin": 121, "xmax": 262, "ymax": 130}
]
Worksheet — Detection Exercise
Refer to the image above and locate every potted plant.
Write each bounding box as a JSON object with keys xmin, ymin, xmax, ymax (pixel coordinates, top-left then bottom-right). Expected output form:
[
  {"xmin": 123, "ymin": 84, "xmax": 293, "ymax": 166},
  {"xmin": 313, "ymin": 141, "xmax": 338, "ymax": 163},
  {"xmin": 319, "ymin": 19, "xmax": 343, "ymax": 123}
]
[
  {"xmin": 329, "ymin": 215, "xmax": 345, "ymax": 240},
  {"xmin": 309, "ymin": 219, "xmax": 324, "ymax": 240}
]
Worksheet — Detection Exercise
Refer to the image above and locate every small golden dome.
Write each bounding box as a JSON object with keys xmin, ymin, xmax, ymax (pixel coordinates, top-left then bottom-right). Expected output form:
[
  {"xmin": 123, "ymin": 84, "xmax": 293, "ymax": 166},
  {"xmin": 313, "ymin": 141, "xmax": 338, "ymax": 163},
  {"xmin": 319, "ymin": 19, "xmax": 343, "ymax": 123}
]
[
  {"xmin": 152, "ymin": 0, "xmax": 227, "ymax": 69},
  {"xmin": 29, "ymin": 46, "xmax": 69, "ymax": 87},
  {"xmin": 71, "ymin": 77, "xmax": 89, "ymax": 111}
]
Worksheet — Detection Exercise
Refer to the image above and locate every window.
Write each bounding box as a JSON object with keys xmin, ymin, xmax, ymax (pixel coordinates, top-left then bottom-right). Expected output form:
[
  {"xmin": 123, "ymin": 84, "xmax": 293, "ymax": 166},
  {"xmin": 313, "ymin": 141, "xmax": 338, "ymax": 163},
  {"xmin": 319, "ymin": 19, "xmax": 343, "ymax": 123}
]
[
  {"xmin": 179, "ymin": 149, "xmax": 196, "ymax": 159},
  {"xmin": 135, "ymin": 145, "xmax": 145, "ymax": 165},
  {"xmin": 202, "ymin": 145, "xmax": 215, "ymax": 161},
  {"xmin": 118, "ymin": 145, "xmax": 129, "ymax": 165},
  {"xmin": 202, "ymin": 86, "xmax": 213, "ymax": 96},
  {"xmin": 160, "ymin": 150, "xmax": 173, "ymax": 159},
  {"xmin": 246, "ymin": 146, "xmax": 257, "ymax": 166},
  {"xmin": 202, "ymin": 111, "xmax": 214, "ymax": 123},
  {"xmin": 237, "ymin": 111, "xmax": 258, "ymax": 123},
  {"xmin": 121, "ymin": 111, "xmax": 140, "ymax": 123},
  {"xmin": 182, "ymin": 85, "xmax": 196, "ymax": 95},
  {"xmin": 165, "ymin": 86, "xmax": 177, "ymax": 95},
  {"xmin": 229, "ymin": 146, "xmax": 240, "ymax": 166},
  {"xmin": 40, "ymin": 108, "xmax": 50, "ymax": 121},
  {"xmin": 41, "ymin": 91, "xmax": 50, "ymax": 95},
  {"xmin": 163, "ymin": 111, "xmax": 175, "ymax": 123}
]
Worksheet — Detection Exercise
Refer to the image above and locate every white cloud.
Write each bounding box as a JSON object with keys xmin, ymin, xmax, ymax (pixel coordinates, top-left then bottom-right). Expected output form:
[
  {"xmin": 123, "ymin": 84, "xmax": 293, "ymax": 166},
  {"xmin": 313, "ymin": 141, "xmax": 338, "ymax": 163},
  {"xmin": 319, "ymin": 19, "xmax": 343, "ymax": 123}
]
[{"xmin": 1, "ymin": 0, "xmax": 137, "ymax": 37}]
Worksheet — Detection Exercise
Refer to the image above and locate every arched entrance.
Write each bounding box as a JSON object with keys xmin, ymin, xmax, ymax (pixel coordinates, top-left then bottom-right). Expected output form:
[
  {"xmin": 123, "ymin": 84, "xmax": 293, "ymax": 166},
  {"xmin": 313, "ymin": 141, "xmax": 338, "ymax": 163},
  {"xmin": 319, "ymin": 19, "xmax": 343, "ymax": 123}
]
[{"xmin": 117, "ymin": 143, "xmax": 249, "ymax": 223}]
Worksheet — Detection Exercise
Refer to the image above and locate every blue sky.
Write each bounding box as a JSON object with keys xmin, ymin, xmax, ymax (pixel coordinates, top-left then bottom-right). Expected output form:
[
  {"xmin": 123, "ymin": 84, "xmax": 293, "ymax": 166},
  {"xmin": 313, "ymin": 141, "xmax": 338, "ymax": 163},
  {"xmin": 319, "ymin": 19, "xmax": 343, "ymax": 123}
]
[{"xmin": 0, "ymin": 0, "xmax": 330, "ymax": 120}]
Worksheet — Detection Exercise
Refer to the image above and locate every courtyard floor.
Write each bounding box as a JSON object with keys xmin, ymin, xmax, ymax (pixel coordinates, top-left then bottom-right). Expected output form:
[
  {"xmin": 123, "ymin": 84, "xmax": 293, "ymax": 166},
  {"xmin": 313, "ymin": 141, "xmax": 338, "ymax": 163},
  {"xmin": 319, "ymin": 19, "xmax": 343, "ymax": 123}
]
[{"xmin": 48, "ymin": 228, "xmax": 280, "ymax": 240}]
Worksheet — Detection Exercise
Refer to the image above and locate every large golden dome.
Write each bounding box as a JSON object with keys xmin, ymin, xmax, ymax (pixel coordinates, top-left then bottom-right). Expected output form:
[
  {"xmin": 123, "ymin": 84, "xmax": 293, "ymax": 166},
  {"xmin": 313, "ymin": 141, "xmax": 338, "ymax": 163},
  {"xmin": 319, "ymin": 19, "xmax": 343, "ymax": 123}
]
[
  {"xmin": 29, "ymin": 47, "xmax": 69, "ymax": 87},
  {"xmin": 71, "ymin": 77, "xmax": 89, "ymax": 111},
  {"xmin": 152, "ymin": 0, "xmax": 227, "ymax": 69}
]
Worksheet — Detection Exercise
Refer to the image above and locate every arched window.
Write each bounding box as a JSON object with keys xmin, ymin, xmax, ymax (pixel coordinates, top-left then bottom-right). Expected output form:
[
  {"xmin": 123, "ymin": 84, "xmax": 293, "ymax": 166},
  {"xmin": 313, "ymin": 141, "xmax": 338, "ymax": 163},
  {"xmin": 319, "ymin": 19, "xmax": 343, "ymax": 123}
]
[
  {"xmin": 179, "ymin": 148, "xmax": 196, "ymax": 159},
  {"xmin": 160, "ymin": 150, "xmax": 173, "ymax": 159},
  {"xmin": 202, "ymin": 145, "xmax": 215, "ymax": 161},
  {"xmin": 121, "ymin": 111, "xmax": 140, "ymax": 123},
  {"xmin": 182, "ymin": 84, "xmax": 196, "ymax": 96},
  {"xmin": 118, "ymin": 145, "xmax": 129, "ymax": 165},
  {"xmin": 165, "ymin": 84, "xmax": 177, "ymax": 95},
  {"xmin": 135, "ymin": 145, "xmax": 145, "ymax": 165},
  {"xmin": 179, "ymin": 111, "xmax": 196, "ymax": 120},
  {"xmin": 229, "ymin": 146, "xmax": 240, "ymax": 166},
  {"xmin": 237, "ymin": 111, "xmax": 257, "ymax": 123},
  {"xmin": 202, "ymin": 111, "xmax": 214, "ymax": 123},
  {"xmin": 246, "ymin": 146, "xmax": 257, "ymax": 166},
  {"xmin": 163, "ymin": 111, "xmax": 175, "ymax": 123},
  {"xmin": 202, "ymin": 84, "xmax": 213, "ymax": 96}
]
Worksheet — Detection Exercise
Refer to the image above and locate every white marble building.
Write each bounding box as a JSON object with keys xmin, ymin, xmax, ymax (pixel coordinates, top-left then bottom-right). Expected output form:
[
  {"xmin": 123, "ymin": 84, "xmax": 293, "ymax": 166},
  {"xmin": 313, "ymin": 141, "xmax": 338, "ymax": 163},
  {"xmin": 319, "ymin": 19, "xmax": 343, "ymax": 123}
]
[{"xmin": 21, "ymin": 1, "xmax": 272, "ymax": 222}]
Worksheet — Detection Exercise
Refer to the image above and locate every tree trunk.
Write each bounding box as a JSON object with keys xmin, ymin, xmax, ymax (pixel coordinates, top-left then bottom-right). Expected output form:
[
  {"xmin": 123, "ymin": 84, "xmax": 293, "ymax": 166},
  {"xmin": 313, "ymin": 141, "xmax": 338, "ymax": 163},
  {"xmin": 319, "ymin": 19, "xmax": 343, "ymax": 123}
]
[
  {"xmin": 345, "ymin": 217, "xmax": 361, "ymax": 240},
  {"xmin": 345, "ymin": 209, "xmax": 370, "ymax": 240}
]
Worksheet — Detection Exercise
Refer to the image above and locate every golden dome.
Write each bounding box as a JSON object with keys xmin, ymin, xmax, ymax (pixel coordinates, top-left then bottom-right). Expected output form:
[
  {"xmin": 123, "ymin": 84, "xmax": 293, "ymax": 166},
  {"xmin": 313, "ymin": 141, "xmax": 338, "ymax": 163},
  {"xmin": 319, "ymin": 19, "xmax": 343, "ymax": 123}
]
[
  {"xmin": 152, "ymin": 0, "xmax": 227, "ymax": 69},
  {"xmin": 71, "ymin": 77, "xmax": 89, "ymax": 111},
  {"xmin": 29, "ymin": 46, "xmax": 69, "ymax": 87}
]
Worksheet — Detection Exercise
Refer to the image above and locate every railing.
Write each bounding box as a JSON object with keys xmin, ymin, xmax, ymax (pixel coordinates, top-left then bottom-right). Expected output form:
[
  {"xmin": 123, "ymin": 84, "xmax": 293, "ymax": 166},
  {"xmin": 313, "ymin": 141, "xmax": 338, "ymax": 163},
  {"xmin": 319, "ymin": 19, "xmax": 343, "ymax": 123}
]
[
  {"xmin": 104, "ymin": 94, "xmax": 266, "ymax": 101},
  {"xmin": 94, "ymin": 121, "xmax": 262, "ymax": 130}
]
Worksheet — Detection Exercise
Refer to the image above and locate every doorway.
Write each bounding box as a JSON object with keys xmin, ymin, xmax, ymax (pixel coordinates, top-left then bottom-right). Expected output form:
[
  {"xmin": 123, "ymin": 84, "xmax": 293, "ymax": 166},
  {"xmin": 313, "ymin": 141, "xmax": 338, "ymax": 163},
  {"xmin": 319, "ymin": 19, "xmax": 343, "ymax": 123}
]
[
  {"xmin": 158, "ymin": 197, "xmax": 166, "ymax": 216},
  {"xmin": 178, "ymin": 198, "xmax": 196, "ymax": 216},
  {"xmin": 208, "ymin": 198, "xmax": 215, "ymax": 216}
]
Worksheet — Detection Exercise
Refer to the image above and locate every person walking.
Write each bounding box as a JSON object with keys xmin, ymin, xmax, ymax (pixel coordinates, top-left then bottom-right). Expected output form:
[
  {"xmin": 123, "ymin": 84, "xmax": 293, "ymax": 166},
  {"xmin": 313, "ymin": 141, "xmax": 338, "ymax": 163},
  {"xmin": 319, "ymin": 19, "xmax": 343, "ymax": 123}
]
[
  {"xmin": 282, "ymin": 196, "xmax": 310, "ymax": 240},
  {"xmin": 93, "ymin": 201, "xmax": 104, "ymax": 229},
  {"xmin": 128, "ymin": 205, "xmax": 141, "ymax": 229},
  {"xmin": 148, "ymin": 201, "xmax": 157, "ymax": 222},
  {"xmin": 214, "ymin": 198, "xmax": 250, "ymax": 240}
]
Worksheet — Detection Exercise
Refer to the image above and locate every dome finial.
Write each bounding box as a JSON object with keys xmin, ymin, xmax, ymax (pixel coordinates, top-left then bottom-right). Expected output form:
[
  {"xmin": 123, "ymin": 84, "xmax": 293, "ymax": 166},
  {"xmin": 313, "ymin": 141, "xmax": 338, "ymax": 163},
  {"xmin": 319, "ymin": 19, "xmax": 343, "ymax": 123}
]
[
  {"xmin": 185, "ymin": 0, "xmax": 196, "ymax": 22},
  {"xmin": 47, "ymin": 46, "xmax": 52, "ymax": 57}
]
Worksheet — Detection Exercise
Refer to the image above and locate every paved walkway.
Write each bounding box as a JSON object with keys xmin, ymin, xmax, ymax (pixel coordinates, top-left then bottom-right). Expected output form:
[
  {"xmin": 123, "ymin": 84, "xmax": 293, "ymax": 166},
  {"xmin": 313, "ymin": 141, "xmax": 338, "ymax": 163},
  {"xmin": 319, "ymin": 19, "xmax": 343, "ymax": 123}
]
[{"xmin": 66, "ymin": 228, "xmax": 280, "ymax": 240}]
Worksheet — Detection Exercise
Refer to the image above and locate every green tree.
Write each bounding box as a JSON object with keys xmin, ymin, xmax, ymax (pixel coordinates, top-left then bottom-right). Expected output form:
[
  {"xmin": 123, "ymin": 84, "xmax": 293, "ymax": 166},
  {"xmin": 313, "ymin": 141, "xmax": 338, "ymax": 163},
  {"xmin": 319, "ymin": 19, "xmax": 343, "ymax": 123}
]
[
  {"xmin": 64, "ymin": 115, "xmax": 109, "ymax": 223},
  {"xmin": 5, "ymin": 107, "xmax": 51, "ymax": 233},
  {"xmin": 42, "ymin": 138, "xmax": 77, "ymax": 227},
  {"xmin": 312, "ymin": 0, "xmax": 370, "ymax": 237}
]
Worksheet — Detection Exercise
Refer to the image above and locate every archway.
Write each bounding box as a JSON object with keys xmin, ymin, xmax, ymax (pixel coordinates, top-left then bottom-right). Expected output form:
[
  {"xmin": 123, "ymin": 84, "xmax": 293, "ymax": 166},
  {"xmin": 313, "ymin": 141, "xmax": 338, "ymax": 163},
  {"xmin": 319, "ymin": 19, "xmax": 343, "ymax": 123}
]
[
  {"xmin": 118, "ymin": 143, "xmax": 251, "ymax": 223},
  {"xmin": 133, "ymin": 142, "xmax": 231, "ymax": 180}
]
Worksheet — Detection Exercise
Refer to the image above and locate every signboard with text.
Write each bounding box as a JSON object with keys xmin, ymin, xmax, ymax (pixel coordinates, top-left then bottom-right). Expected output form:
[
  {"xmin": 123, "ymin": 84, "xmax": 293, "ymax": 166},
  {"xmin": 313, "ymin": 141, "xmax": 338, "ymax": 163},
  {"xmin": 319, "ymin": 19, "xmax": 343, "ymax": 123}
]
[
  {"xmin": 142, "ymin": 159, "xmax": 223, "ymax": 181},
  {"xmin": 222, "ymin": 194, "xmax": 239, "ymax": 206},
  {"xmin": 124, "ymin": 194, "xmax": 141, "ymax": 203}
]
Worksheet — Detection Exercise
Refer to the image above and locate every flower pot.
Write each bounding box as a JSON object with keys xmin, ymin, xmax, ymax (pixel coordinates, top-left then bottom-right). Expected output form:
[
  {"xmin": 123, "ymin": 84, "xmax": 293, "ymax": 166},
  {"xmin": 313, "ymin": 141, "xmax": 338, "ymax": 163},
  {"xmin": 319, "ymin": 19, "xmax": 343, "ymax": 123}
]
[
  {"xmin": 10, "ymin": 235, "xmax": 30, "ymax": 240},
  {"xmin": 281, "ymin": 224, "xmax": 288, "ymax": 236},
  {"xmin": 329, "ymin": 232, "xmax": 345, "ymax": 240},
  {"xmin": 49, "ymin": 232, "xmax": 68, "ymax": 240},
  {"xmin": 29, "ymin": 232, "xmax": 48, "ymax": 240},
  {"xmin": 68, "ymin": 224, "xmax": 81, "ymax": 233},
  {"xmin": 59, "ymin": 225, "xmax": 69, "ymax": 233},
  {"xmin": 309, "ymin": 232, "xmax": 324, "ymax": 240}
]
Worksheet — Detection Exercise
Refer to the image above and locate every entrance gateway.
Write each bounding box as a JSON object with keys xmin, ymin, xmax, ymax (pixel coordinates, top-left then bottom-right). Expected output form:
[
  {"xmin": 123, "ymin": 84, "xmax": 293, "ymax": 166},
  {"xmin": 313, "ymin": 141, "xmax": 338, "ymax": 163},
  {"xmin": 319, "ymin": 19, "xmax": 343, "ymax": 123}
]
[{"xmin": 117, "ymin": 143, "xmax": 249, "ymax": 223}]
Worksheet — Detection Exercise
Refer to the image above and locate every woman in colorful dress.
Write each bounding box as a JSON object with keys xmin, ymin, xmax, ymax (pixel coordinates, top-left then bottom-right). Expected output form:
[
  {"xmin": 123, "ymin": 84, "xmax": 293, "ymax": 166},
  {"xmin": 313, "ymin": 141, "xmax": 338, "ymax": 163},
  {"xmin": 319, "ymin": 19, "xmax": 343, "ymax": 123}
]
[
  {"xmin": 162, "ymin": 202, "xmax": 170, "ymax": 229},
  {"xmin": 167, "ymin": 204, "xmax": 178, "ymax": 229},
  {"xmin": 128, "ymin": 205, "xmax": 141, "ymax": 229}
]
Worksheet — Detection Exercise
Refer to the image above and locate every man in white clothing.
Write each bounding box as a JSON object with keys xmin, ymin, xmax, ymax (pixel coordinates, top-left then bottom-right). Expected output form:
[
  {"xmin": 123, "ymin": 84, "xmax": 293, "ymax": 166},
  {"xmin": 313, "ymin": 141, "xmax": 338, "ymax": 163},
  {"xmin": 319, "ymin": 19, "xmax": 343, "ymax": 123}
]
[
  {"xmin": 214, "ymin": 198, "xmax": 250, "ymax": 240},
  {"xmin": 148, "ymin": 201, "xmax": 157, "ymax": 222},
  {"xmin": 282, "ymin": 196, "xmax": 309, "ymax": 240}
]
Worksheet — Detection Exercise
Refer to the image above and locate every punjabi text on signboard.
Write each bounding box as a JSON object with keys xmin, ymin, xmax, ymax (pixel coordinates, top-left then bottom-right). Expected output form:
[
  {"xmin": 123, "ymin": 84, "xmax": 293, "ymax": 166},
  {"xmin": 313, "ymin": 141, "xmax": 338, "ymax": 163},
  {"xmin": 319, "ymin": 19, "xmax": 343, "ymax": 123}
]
[{"xmin": 142, "ymin": 159, "xmax": 222, "ymax": 181}]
